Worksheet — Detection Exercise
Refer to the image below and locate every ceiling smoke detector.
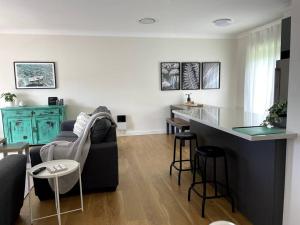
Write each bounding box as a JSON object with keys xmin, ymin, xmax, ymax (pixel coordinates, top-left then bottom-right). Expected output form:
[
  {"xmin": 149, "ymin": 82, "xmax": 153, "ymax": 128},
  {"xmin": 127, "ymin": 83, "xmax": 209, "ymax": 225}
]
[
  {"xmin": 138, "ymin": 18, "xmax": 157, "ymax": 24},
  {"xmin": 213, "ymin": 18, "xmax": 233, "ymax": 27}
]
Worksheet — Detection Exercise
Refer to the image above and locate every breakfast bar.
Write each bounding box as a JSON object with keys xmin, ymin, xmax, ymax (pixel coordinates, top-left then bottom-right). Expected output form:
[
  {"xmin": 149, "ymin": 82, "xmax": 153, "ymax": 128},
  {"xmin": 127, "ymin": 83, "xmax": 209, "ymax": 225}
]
[{"xmin": 172, "ymin": 105, "xmax": 297, "ymax": 225}]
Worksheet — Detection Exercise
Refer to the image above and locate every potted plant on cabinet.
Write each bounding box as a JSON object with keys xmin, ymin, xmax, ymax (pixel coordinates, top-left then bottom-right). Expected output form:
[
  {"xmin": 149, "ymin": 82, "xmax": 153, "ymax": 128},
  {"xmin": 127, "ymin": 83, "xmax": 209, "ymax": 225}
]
[
  {"xmin": 262, "ymin": 101, "xmax": 287, "ymax": 128},
  {"xmin": 1, "ymin": 92, "xmax": 17, "ymax": 107}
]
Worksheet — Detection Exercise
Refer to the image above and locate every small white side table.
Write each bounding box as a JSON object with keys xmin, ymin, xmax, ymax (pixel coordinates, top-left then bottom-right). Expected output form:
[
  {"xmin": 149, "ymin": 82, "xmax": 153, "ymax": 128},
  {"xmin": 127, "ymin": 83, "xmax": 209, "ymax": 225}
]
[
  {"xmin": 209, "ymin": 221, "xmax": 236, "ymax": 225},
  {"xmin": 27, "ymin": 160, "xmax": 83, "ymax": 225}
]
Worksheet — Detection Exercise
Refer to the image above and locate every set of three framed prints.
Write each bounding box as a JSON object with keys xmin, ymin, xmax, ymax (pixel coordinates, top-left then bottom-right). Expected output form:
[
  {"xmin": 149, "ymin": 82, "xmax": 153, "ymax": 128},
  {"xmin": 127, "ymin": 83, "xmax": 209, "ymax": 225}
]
[{"xmin": 160, "ymin": 62, "xmax": 220, "ymax": 91}]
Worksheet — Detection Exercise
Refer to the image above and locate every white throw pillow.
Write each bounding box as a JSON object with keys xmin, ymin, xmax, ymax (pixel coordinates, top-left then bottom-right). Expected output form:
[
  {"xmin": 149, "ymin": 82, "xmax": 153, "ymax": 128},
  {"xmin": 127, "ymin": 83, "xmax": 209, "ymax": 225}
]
[{"xmin": 73, "ymin": 112, "xmax": 91, "ymax": 137}]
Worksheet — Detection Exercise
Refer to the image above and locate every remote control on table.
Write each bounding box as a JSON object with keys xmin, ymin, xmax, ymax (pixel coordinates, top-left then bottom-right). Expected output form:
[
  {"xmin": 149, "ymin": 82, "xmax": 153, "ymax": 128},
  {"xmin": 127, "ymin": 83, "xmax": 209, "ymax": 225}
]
[{"xmin": 33, "ymin": 167, "xmax": 47, "ymax": 175}]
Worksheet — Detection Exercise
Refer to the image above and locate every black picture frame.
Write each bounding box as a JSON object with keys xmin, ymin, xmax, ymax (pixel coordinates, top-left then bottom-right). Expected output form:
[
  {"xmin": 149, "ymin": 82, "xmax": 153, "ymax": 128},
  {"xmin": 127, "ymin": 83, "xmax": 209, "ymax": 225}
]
[
  {"xmin": 160, "ymin": 62, "xmax": 180, "ymax": 91},
  {"xmin": 181, "ymin": 62, "xmax": 201, "ymax": 90},
  {"xmin": 201, "ymin": 62, "xmax": 221, "ymax": 89},
  {"xmin": 14, "ymin": 61, "xmax": 57, "ymax": 89}
]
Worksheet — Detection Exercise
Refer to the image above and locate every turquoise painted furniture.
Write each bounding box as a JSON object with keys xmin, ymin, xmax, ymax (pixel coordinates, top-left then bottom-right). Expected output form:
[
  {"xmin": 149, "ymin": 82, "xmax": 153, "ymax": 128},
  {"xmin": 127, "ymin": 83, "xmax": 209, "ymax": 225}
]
[{"xmin": 1, "ymin": 105, "xmax": 65, "ymax": 145}]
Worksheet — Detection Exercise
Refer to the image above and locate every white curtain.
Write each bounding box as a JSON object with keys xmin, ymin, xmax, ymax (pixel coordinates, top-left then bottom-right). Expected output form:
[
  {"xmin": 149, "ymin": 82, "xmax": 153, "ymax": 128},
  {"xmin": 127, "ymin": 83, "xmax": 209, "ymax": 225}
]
[{"xmin": 244, "ymin": 23, "xmax": 281, "ymax": 114}]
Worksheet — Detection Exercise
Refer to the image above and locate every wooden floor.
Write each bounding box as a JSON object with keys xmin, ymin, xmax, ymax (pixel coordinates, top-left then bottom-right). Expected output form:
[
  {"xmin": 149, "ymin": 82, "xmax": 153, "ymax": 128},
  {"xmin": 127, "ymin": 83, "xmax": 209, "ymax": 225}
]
[{"xmin": 16, "ymin": 134, "xmax": 252, "ymax": 225}]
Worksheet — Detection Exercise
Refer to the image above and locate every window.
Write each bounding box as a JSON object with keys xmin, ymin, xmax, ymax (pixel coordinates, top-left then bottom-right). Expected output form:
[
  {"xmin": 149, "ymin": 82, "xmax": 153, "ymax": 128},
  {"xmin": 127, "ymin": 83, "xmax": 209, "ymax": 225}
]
[{"xmin": 244, "ymin": 23, "xmax": 281, "ymax": 114}]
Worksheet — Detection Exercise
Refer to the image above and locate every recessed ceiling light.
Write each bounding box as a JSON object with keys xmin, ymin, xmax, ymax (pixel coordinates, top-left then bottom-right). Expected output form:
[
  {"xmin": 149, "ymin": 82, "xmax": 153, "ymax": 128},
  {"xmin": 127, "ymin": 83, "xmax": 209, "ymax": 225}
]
[
  {"xmin": 138, "ymin": 18, "xmax": 157, "ymax": 24},
  {"xmin": 213, "ymin": 18, "xmax": 233, "ymax": 27}
]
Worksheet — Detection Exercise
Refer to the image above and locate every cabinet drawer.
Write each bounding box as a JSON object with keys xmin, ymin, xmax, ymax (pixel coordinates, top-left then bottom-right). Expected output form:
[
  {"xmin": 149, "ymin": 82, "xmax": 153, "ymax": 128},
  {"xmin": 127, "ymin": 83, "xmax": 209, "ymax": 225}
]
[
  {"xmin": 33, "ymin": 109, "xmax": 60, "ymax": 116},
  {"xmin": 3, "ymin": 110, "xmax": 32, "ymax": 117}
]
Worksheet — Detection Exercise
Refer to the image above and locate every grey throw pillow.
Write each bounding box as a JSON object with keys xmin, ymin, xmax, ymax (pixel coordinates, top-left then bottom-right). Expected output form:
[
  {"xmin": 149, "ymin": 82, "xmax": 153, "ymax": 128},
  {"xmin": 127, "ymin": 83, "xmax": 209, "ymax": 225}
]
[
  {"xmin": 92, "ymin": 106, "xmax": 111, "ymax": 115},
  {"xmin": 90, "ymin": 118, "xmax": 112, "ymax": 144}
]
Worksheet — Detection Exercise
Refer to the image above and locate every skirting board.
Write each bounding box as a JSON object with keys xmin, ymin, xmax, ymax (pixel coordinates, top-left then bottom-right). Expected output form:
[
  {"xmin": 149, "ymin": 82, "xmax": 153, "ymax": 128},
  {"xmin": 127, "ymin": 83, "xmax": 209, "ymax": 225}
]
[{"xmin": 117, "ymin": 129, "xmax": 166, "ymax": 137}]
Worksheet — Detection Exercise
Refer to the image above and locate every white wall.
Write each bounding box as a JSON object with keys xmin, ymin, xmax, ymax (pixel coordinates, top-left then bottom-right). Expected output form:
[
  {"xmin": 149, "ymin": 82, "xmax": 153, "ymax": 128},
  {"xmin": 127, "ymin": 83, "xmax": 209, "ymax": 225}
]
[
  {"xmin": 283, "ymin": 0, "xmax": 300, "ymax": 224},
  {"xmin": 0, "ymin": 35, "xmax": 239, "ymax": 136}
]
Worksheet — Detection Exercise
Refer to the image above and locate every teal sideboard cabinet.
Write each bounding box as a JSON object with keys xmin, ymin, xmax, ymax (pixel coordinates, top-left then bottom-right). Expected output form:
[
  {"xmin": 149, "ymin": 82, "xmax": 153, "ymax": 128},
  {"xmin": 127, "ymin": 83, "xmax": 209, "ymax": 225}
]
[{"xmin": 1, "ymin": 105, "xmax": 65, "ymax": 145}]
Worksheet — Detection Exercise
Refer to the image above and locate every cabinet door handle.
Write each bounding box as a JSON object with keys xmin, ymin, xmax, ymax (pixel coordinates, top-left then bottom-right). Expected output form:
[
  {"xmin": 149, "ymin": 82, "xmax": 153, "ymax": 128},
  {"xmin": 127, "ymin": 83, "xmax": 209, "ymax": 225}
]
[
  {"xmin": 23, "ymin": 136, "xmax": 27, "ymax": 139},
  {"xmin": 46, "ymin": 121, "xmax": 54, "ymax": 127}
]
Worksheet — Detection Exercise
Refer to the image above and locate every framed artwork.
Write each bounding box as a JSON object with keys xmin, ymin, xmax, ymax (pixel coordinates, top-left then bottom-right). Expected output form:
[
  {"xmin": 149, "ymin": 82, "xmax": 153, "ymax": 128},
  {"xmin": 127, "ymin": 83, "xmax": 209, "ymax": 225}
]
[
  {"xmin": 160, "ymin": 62, "xmax": 180, "ymax": 91},
  {"xmin": 14, "ymin": 62, "xmax": 56, "ymax": 89},
  {"xmin": 202, "ymin": 62, "xmax": 220, "ymax": 89},
  {"xmin": 181, "ymin": 62, "xmax": 200, "ymax": 90}
]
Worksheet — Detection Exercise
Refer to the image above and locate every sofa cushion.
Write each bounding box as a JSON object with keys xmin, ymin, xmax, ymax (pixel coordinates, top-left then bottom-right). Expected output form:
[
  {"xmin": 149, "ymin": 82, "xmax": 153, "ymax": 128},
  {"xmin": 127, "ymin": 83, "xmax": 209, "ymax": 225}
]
[
  {"xmin": 55, "ymin": 131, "xmax": 78, "ymax": 142},
  {"xmin": 91, "ymin": 118, "xmax": 112, "ymax": 144},
  {"xmin": 57, "ymin": 119, "xmax": 112, "ymax": 144}
]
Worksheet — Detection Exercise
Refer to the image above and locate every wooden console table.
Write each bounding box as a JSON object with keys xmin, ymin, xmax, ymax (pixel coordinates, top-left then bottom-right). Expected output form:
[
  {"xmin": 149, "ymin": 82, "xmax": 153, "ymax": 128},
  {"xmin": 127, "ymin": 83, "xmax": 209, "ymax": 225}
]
[{"xmin": 0, "ymin": 142, "xmax": 29, "ymax": 158}]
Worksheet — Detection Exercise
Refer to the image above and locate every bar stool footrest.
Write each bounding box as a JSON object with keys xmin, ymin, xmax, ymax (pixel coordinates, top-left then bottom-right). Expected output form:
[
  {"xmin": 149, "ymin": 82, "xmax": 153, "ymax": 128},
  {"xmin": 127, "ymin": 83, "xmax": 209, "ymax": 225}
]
[
  {"xmin": 189, "ymin": 181, "xmax": 231, "ymax": 199},
  {"xmin": 190, "ymin": 188, "xmax": 228, "ymax": 199},
  {"xmin": 190, "ymin": 180, "xmax": 228, "ymax": 187},
  {"xmin": 171, "ymin": 160, "xmax": 193, "ymax": 171}
]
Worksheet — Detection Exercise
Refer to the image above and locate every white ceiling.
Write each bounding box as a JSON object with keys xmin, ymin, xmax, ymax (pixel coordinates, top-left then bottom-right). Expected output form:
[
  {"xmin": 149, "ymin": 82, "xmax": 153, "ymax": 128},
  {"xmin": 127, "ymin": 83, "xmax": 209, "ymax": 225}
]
[{"xmin": 0, "ymin": 0, "xmax": 291, "ymax": 38}]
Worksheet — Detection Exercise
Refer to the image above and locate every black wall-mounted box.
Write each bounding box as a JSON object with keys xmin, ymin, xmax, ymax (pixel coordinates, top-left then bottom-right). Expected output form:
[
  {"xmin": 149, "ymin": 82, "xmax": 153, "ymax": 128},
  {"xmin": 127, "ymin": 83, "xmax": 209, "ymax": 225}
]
[{"xmin": 117, "ymin": 115, "xmax": 126, "ymax": 123}]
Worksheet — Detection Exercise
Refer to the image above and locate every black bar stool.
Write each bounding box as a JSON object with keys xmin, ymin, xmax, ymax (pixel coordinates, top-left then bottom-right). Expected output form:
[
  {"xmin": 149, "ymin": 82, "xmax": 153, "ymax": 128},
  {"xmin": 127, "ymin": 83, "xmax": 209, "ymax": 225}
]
[
  {"xmin": 169, "ymin": 132, "xmax": 198, "ymax": 185},
  {"xmin": 188, "ymin": 146, "xmax": 234, "ymax": 217}
]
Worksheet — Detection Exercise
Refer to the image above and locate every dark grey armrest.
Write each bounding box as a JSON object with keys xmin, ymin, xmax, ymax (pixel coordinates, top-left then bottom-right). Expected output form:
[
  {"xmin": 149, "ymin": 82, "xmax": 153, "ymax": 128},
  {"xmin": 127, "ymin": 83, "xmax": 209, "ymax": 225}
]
[
  {"xmin": 0, "ymin": 155, "xmax": 27, "ymax": 225},
  {"xmin": 103, "ymin": 125, "xmax": 117, "ymax": 142},
  {"xmin": 61, "ymin": 120, "xmax": 76, "ymax": 131}
]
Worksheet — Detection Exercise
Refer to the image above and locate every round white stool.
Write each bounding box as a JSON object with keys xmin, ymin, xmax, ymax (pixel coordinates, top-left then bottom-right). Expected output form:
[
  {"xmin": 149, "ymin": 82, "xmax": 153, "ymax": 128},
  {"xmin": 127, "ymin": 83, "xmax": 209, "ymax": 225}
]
[{"xmin": 209, "ymin": 221, "xmax": 236, "ymax": 225}]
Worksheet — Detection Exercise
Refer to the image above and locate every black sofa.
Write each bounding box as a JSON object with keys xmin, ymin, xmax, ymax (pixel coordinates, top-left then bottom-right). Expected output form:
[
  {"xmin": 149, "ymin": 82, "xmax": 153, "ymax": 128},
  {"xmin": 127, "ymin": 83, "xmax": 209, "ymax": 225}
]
[
  {"xmin": 0, "ymin": 154, "xmax": 27, "ymax": 225},
  {"xmin": 30, "ymin": 115, "xmax": 119, "ymax": 200}
]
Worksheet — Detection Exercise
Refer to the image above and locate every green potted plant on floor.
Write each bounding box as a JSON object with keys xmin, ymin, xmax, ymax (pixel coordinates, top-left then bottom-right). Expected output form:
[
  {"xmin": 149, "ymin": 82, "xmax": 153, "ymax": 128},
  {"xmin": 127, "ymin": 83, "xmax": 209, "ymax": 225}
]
[
  {"xmin": 262, "ymin": 101, "xmax": 287, "ymax": 128},
  {"xmin": 1, "ymin": 92, "xmax": 17, "ymax": 107}
]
